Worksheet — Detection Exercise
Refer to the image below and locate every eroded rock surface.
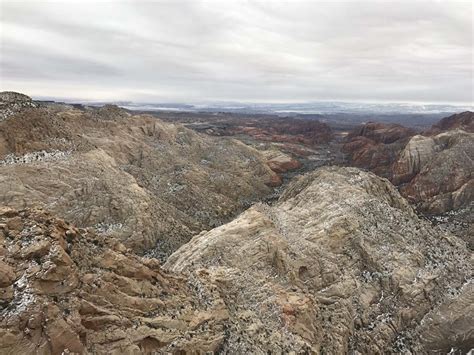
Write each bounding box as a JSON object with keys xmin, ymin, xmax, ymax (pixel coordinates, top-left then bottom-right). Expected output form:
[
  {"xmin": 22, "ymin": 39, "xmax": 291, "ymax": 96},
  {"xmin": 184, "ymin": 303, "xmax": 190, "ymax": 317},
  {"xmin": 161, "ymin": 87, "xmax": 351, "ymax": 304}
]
[
  {"xmin": 395, "ymin": 130, "xmax": 473, "ymax": 214},
  {"xmin": 1, "ymin": 167, "xmax": 471, "ymax": 354},
  {"xmin": 261, "ymin": 149, "xmax": 302, "ymax": 174},
  {"xmin": 342, "ymin": 122, "xmax": 415, "ymax": 179},
  {"xmin": 0, "ymin": 102, "xmax": 278, "ymax": 256},
  {"xmin": 0, "ymin": 92, "xmax": 38, "ymax": 122},
  {"xmin": 166, "ymin": 167, "xmax": 472, "ymax": 353},
  {"xmin": 343, "ymin": 115, "xmax": 473, "ymax": 218},
  {"xmin": 425, "ymin": 111, "xmax": 474, "ymax": 135},
  {"xmin": 391, "ymin": 135, "xmax": 437, "ymax": 185},
  {"xmin": 0, "ymin": 208, "xmax": 230, "ymax": 354}
]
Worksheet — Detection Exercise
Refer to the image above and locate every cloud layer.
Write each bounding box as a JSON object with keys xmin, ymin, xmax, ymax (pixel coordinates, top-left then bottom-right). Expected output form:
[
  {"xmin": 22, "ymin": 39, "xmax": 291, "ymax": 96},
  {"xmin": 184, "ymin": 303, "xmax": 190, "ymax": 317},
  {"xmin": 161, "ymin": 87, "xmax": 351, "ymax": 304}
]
[{"xmin": 1, "ymin": 0, "xmax": 472, "ymax": 103}]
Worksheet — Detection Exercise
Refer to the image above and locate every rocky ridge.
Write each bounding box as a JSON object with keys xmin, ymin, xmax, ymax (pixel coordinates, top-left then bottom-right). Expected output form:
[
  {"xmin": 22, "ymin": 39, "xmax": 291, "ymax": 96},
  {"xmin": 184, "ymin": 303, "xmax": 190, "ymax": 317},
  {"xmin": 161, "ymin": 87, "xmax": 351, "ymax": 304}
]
[
  {"xmin": 343, "ymin": 114, "xmax": 473, "ymax": 217},
  {"xmin": 342, "ymin": 122, "xmax": 415, "ymax": 179},
  {"xmin": 0, "ymin": 92, "xmax": 38, "ymax": 121},
  {"xmin": 0, "ymin": 93, "xmax": 279, "ymax": 257},
  {"xmin": 393, "ymin": 130, "xmax": 473, "ymax": 214},
  {"xmin": 2, "ymin": 167, "xmax": 471, "ymax": 354},
  {"xmin": 0, "ymin": 208, "xmax": 230, "ymax": 354},
  {"xmin": 165, "ymin": 167, "xmax": 472, "ymax": 353},
  {"xmin": 425, "ymin": 111, "xmax": 474, "ymax": 135}
]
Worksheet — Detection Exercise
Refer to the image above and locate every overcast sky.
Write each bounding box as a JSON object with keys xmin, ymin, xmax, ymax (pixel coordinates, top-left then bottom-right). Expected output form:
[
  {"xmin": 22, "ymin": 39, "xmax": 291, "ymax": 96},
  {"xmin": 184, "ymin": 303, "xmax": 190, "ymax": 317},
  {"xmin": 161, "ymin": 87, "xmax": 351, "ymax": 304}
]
[{"xmin": 1, "ymin": 0, "xmax": 472, "ymax": 103}]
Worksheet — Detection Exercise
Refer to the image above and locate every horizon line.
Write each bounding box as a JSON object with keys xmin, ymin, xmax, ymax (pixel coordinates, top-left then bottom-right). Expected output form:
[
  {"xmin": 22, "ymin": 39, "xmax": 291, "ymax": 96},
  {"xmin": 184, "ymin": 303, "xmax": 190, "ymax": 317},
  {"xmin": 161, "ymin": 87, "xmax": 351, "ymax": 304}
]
[{"xmin": 29, "ymin": 95, "xmax": 474, "ymax": 108}]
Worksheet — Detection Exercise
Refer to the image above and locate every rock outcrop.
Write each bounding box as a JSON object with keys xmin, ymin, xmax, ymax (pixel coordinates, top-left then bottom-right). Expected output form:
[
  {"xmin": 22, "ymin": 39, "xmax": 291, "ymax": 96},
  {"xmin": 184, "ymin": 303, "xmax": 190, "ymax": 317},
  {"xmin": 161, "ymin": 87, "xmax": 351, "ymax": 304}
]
[
  {"xmin": 3, "ymin": 168, "xmax": 470, "ymax": 354},
  {"xmin": 261, "ymin": 149, "xmax": 302, "ymax": 174},
  {"xmin": 342, "ymin": 122, "xmax": 415, "ymax": 179},
  {"xmin": 165, "ymin": 167, "xmax": 472, "ymax": 353},
  {"xmin": 0, "ymin": 208, "xmax": 230, "ymax": 354},
  {"xmin": 1, "ymin": 166, "xmax": 471, "ymax": 354},
  {"xmin": 347, "ymin": 122, "xmax": 415, "ymax": 144},
  {"xmin": 0, "ymin": 102, "xmax": 279, "ymax": 257},
  {"xmin": 413, "ymin": 281, "xmax": 474, "ymax": 353},
  {"xmin": 393, "ymin": 130, "xmax": 473, "ymax": 214},
  {"xmin": 0, "ymin": 92, "xmax": 38, "ymax": 121},
  {"xmin": 425, "ymin": 111, "xmax": 474, "ymax": 135},
  {"xmin": 343, "ymin": 116, "xmax": 473, "ymax": 217},
  {"xmin": 391, "ymin": 135, "xmax": 437, "ymax": 185}
]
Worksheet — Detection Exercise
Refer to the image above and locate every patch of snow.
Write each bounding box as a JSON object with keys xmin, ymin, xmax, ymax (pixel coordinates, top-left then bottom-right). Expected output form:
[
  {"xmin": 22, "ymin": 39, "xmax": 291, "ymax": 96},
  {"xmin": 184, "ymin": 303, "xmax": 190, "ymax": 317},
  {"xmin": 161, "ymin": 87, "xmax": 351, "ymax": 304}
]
[
  {"xmin": 94, "ymin": 222, "xmax": 124, "ymax": 235},
  {"xmin": 0, "ymin": 149, "xmax": 72, "ymax": 165}
]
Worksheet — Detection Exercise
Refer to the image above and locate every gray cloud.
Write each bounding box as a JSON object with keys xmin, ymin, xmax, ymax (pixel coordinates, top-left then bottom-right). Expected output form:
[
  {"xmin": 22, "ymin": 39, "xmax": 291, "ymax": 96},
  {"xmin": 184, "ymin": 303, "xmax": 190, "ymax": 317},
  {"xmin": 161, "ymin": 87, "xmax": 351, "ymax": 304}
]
[{"xmin": 1, "ymin": 0, "xmax": 472, "ymax": 103}]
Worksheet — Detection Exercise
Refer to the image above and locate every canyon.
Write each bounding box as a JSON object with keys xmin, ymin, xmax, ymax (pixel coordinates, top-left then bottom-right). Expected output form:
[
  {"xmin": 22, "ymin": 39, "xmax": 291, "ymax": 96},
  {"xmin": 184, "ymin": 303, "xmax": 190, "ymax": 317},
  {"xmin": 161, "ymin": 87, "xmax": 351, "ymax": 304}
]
[{"xmin": 0, "ymin": 92, "xmax": 472, "ymax": 354}]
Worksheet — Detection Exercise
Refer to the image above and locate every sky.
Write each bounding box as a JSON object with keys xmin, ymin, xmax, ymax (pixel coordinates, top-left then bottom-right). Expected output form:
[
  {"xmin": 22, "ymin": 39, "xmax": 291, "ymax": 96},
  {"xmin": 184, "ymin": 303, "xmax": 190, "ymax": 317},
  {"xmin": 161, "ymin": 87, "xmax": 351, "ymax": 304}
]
[{"xmin": 0, "ymin": 0, "xmax": 473, "ymax": 104}]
